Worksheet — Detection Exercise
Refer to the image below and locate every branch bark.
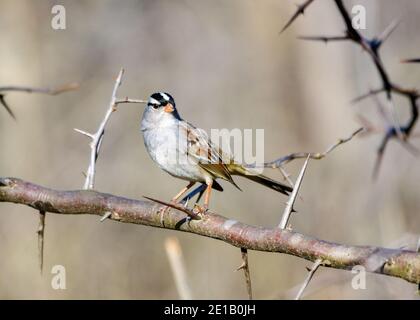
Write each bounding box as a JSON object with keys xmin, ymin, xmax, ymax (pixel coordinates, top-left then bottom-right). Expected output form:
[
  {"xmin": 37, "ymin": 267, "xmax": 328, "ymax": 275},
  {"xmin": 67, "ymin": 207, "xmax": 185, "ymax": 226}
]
[{"xmin": 0, "ymin": 177, "xmax": 419, "ymax": 285}]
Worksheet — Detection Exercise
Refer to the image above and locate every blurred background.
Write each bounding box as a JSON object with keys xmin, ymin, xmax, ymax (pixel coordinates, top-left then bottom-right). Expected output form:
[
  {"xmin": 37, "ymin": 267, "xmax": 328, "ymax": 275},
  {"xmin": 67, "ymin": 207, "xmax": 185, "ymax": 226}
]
[{"xmin": 0, "ymin": 0, "xmax": 419, "ymax": 299}]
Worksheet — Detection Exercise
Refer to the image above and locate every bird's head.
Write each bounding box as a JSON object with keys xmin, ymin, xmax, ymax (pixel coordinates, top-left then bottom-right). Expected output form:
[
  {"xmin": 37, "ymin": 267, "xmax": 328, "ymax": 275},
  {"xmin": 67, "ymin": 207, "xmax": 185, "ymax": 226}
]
[{"xmin": 141, "ymin": 92, "xmax": 181, "ymax": 130}]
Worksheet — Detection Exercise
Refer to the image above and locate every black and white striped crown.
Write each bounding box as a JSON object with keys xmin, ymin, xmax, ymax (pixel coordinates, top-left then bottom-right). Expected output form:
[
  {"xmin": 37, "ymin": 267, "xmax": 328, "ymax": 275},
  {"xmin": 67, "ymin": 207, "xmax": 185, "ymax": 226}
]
[{"xmin": 148, "ymin": 92, "xmax": 175, "ymax": 107}]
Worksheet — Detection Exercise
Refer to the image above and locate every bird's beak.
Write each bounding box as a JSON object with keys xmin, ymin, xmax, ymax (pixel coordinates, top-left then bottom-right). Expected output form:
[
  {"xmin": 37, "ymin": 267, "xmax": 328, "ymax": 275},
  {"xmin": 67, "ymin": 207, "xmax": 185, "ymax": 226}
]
[{"xmin": 164, "ymin": 103, "xmax": 174, "ymax": 113}]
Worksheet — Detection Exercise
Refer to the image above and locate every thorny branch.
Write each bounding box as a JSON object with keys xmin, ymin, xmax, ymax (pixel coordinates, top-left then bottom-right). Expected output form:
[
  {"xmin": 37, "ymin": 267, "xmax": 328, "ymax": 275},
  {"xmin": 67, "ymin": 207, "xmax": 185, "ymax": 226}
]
[
  {"xmin": 37, "ymin": 210, "xmax": 45, "ymax": 274},
  {"xmin": 295, "ymin": 258, "xmax": 323, "ymax": 300},
  {"xmin": 280, "ymin": 0, "xmax": 315, "ymax": 34},
  {"xmin": 236, "ymin": 248, "xmax": 253, "ymax": 300},
  {"xmin": 0, "ymin": 177, "xmax": 419, "ymax": 285},
  {"xmin": 74, "ymin": 68, "xmax": 146, "ymax": 190},
  {"xmin": 402, "ymin": 58, "xmax": 420, "ymax": 64},
  {"xmin": 281, "ymin": 0, "xmax": 420, "ymax": 177},
  {"xmin": 0, "ymin": 82, "xmax": 79, "ymax": 120},
  {"xmin": 265, "ymin": 127, "xmax": 363, "ymax": 168},
  {"xmin": 0, "ymin": 82, "xmax": 78, "ymax": 273},
  {"xmin": 0, "ymin": 2, "xmax": 417, "ymax": 299},
  {"xmin": 278, "ymin": 155, "xmax": 310, "ymax": 229}
]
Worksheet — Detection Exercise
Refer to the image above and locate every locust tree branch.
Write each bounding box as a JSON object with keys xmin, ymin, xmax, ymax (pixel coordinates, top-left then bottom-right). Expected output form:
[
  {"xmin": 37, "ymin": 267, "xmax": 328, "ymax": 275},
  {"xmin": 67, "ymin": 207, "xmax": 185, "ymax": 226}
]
[
  {"xmin": 74, "ymin": 69, "xmax": 146, "ymax": 190},
  {"xmin": 265, "ymin": 127, "xmax": 363, "ymax": 168},
  {"xmin": 0, "ymin": 82, "xmax": 79, "ymax": 119},
  {"xmin": 295, "ymin": 258, "xmax": 323, "ymax": 300},
  {"xmin": 236, "ymin": 248, "xmax": 253, "ymax": 300},
  {"xmin": 278, "ymin": 155, "xmax": 310, "ymax": 229},
  {"xmin": 0, "ymin": 177, "xmax": 419, "ymax": 285},
  {"xmin": 281, "ymin": 0, "xmax": 420, "ymax": 177}
]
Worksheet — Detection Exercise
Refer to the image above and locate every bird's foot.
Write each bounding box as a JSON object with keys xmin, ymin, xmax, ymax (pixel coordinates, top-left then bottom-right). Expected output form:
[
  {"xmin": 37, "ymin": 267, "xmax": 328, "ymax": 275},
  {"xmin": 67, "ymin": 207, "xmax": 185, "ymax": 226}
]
[{"xmin": 193, "ymin": 204, "xmax": 209, "ymax": 215}]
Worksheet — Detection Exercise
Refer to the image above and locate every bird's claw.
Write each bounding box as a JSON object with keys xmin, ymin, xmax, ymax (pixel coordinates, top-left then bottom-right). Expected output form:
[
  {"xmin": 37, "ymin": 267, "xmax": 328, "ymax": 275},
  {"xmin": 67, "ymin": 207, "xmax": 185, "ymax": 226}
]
[{"xmin": 193, "ymin": 204, "xmax": 209, "ymax": 215}]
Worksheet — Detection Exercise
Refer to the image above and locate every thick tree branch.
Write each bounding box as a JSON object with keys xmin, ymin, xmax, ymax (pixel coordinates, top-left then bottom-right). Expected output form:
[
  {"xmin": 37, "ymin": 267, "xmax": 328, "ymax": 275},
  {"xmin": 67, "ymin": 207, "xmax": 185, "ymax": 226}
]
[{"xmin": 0, "ymin": 177, "xmax": 419, "ymax": 285}]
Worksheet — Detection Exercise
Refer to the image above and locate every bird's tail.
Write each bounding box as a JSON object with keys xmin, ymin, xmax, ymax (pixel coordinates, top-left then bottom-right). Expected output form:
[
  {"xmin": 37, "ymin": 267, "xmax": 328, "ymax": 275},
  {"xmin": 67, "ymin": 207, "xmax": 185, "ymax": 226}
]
[
  {"xmin": 231, "ymin": 166, "xmax": 292, "ymax": 195},
  {"xmin": 243, "ymin": 173, "xmax": 292, "ymax": 195}
]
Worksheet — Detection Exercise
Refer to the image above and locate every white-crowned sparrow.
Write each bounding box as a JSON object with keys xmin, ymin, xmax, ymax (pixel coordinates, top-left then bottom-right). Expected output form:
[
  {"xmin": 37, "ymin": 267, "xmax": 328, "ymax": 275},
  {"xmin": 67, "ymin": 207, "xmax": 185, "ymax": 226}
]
[{"xmin": 141, "ymin": 92, "xmax": 292, "ymax": 212}]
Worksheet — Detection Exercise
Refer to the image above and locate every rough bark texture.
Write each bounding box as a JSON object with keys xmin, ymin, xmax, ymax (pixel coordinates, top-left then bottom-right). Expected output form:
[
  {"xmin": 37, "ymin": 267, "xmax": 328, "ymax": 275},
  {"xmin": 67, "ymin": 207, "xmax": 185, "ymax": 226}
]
[{"xmin": 1, "ymin": 177, "xmax": 419, "ymax": 284}]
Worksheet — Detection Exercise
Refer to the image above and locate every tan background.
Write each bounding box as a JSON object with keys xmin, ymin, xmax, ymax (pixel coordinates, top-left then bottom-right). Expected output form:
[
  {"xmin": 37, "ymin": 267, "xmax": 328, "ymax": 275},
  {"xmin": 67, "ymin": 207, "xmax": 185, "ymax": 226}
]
[{"xmin": 0, "ymin": 0, "xmax": 419, "ymax": 299}]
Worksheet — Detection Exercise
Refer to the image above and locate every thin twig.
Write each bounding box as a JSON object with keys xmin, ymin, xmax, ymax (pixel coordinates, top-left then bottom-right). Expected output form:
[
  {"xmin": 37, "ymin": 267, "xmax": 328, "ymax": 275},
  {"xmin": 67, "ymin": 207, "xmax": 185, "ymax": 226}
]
[
  {"xmin": 279, "ymin": 166, "xmax": 295, "ymax": 188},
  {"xmin": 100, "ymin": 211, "xmax": 113, "ymax": 222},
  {"xmin": 356, "ymin": 114, "xmax": 384, "ymax": 135},
  {"xmin": 0, "ymin": 82, "xmax": 79, "ymax": 95},
  {"xmin": 37, "ymin": 210, "xmax": 46, "ymax": 274},
  {"xmin": 297, "ymin": 35, "xmax": 349, "ymax": 43},
  {"xmin": 236, "ymin": 248, "xmax": 253, "ymax": 300},
  {"xmin": 164, "ymin": 237, "xmax": 192, "ymax": 300},
  {"xmin": 280, "ymin": 0, "xmax": 315, "ymax": 34},
  {"xmin": 402, "ymin": 58, "xmax": 420, "ymax": 63},
  {"xmin": 351, "ymin": 88, "xmax": 386, "ymax": 104},
  {"xmin": 266, "ymin": 127, "xmax": 363, "ymax": 168},
  {"xmin": 295, "ymin": 258, "xmax": 323, "ymax": 300},
  {"xmin": 0, "ymin": 94, "xmax": 15, "ymax": 119},
  {"xmin": 279, "ymin": 155, "xmax": 310, "ymax": 229},
  {"xmin": 115, "ymin": 97, "xmax": 148, "ymax": 105},
  {"xmin": 0, "ymin": 82, "xmax": 79, "ymax": 120},
  {"xmin": 74, "ymin": 69, "xmax": 146, "ymax": 189},
  {"xmin": 75, "ymin": 69, "xmax": 124, "ymax": 189}
]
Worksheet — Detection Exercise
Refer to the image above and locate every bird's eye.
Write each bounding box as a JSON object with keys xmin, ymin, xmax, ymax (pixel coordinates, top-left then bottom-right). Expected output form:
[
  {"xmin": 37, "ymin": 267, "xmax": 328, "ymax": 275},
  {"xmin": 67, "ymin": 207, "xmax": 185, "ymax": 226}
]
[{"xmin": 151, "ymin": 104, "xmax": 159, "ymax": 109}]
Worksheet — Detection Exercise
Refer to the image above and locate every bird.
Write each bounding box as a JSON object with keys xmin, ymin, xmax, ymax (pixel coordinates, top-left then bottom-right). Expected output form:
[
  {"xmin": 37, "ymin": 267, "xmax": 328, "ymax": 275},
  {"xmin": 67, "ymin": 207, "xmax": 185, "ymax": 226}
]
[{"xmin": 140, "ymin": 92, "xmax": 292, "ymax": 213}]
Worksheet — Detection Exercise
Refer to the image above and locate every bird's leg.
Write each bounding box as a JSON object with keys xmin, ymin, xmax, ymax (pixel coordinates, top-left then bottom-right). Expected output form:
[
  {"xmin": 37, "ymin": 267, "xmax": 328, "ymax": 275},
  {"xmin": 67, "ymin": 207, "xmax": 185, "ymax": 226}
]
[
  {"xmin": 195, "ymin": 186, "xmax": 206, "ymax": 204},
  {"xmin": 195, "ymin": 180, "xmax": 212, "ymax": 213},
  {"xmin": 159, "ymin": 181, "xmax": 195, "ymax": 225},
  {"xmin": 203, "ymin": 181, "xmax": 212, "ymax": 210},
  {"xmin": 180, "ymin": 183, "xmax": 206, "ymax": 207},
  {"xmin": 172, "ymin": 181, "xmax": 195, "ymax": 203}
]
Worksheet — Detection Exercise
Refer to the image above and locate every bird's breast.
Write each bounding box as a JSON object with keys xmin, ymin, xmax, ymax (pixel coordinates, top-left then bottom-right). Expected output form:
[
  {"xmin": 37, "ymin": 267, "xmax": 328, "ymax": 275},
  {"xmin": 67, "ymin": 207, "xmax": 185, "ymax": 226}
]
[{"xmin": 142, "ymin": 127, "xmax": 208, "ymax": 182}]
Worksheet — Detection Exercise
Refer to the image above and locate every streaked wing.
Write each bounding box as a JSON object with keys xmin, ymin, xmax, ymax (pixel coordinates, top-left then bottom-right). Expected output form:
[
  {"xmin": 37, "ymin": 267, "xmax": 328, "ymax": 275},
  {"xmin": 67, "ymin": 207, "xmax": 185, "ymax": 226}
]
[{"xmin": 178, "ymin": 121, "xmax": 235, "ymax": 183}]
